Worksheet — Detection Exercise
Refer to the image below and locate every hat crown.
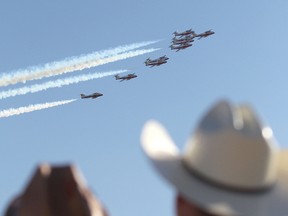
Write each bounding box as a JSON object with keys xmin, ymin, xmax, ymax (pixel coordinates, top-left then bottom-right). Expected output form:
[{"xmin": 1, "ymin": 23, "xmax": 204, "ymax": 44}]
[{"xmin": 183, "ymin": 101, "xmax": 279, "ymax": 190}]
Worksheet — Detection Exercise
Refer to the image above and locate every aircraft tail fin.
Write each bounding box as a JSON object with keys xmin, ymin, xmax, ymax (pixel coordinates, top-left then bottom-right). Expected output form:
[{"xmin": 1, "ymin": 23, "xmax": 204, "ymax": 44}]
[
  {"xmin": 80, "ymin": 94, "xmax": 85, "ymax": 98},
  {"xmin": 115, "ymin": 74, "xmax": 119, "ymax": 80}
]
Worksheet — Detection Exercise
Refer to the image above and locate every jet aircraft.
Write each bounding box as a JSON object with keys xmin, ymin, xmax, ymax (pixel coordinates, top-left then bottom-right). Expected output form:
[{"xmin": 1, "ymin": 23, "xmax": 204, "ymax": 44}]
[
  {"xmin": 145, "ymin": 56, "xmax": 169, "ymax": 67},
  {"xmin": 158, "ymin": 55, "xmax": 169, "ymax": 61},
  {"xmin": 173, "ymin": 29, "xmax": 195, "ymax": 37},
  {"xmin": 194, "ymin": 29, "xmax": 215, "ymax": 39},
  {"xmin": 170, "ymin": 42, "xmax": 192, "ymax": 52},
  {"xmin": 115, "ymin": 73, "xmax": 137, "ymax": 81},
  {"xmin": 172, "ymin": 34, "xmax": 194, "ymax": 41},
  {"xmin": 80, "ymin": 92, "xmax": 103, "ymax": 99},
  {"xmin": 172, "ymin": 37, "xmax": 194, "ymax": 45}
]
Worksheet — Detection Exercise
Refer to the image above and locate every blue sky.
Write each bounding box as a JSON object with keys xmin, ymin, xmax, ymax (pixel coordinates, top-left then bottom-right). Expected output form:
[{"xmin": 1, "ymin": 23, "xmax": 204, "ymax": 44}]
[{"xmin": 1, "ymin": 1, "xmax": 288, "ymax": 216}]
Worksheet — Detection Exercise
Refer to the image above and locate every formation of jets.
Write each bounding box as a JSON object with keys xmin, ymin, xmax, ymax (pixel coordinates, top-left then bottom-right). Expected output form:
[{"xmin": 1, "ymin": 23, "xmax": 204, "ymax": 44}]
[
  {"xmin": 115, "ymin": 73, "xmax": 137, "ymax": 81},
  {"xmin": 81, "ymin": 28, "xmax": 214, "ymax": 100},
  {"xmin": 170, "ymin": 28, "xmax": 214, "ymax": 52}
]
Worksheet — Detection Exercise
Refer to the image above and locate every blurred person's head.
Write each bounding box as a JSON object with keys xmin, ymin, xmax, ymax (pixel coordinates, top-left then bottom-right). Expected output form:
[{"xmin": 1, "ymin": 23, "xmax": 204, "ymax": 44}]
[
  {"xmin": 141, "ymin": 100, "xmax": 288, "ymax": 216},
  {"xmin": 4, "ymin": 164, "xmax": 108, "ymax": 216}
]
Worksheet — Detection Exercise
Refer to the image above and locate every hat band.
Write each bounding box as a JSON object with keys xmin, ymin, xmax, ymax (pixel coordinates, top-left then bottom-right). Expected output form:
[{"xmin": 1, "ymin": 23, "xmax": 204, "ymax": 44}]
[{"xmin": 181, "ymin": 159, "xmax": 274, "ymax": 194}]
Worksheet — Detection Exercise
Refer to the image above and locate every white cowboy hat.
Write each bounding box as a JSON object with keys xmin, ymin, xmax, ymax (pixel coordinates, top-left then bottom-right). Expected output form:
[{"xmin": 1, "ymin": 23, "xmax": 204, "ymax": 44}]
[{"xmin": 141, "ymin": 100, "xmax": 288, "ymax": 216}]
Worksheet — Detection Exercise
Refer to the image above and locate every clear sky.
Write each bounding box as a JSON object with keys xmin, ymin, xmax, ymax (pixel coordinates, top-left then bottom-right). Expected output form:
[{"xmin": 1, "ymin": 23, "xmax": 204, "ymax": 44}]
[{"xmin": 1, "ymin": 0, "xmax": 288, "ymax": 216}]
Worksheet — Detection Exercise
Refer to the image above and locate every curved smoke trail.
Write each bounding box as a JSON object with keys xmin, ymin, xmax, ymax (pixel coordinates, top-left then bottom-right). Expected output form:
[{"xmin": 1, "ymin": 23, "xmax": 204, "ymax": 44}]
[
  {"xmin": 0, "ymin": 99, "xmax": 77, "ymax": 118},
  {"xmin": 0, "ymin": 41, "xmax": 159, "ymax": 87}
]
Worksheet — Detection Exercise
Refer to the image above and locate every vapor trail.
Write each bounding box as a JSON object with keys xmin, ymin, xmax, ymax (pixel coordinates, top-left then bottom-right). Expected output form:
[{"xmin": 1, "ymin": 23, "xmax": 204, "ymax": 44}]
[
  {"xmin": 0, "ymin": 41, "xmax": 159, "ymax": 87},
  {"xmin": 0, "ymin": 70, "xmax": 127, "ymax": 100},
  {"xmin": 0, "ymin": 99, "xmax": 76, "ymax": 118}
]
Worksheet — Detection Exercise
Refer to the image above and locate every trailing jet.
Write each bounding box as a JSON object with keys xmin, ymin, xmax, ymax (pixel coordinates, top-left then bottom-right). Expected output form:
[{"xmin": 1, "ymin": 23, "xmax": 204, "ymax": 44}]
[
  {"xmin": 80, "ymin": 92, "xmax": 103, "ymax": 99},
  {"xmin": 145, "ymin": 56, "xmax": 169, "ymax": 67},
  {"xmin": 115, "ymin": 73, "xmax": 137, "ymax": 81},
  {"xmin": 194, "ymin": 29, "xmax": 215, "ymax": 39},
  {"xmin": 170, "ymin": 42, "xmax": 192, "ymax": 52},
  {"xmin": 173, "ymin": 29, "xmax": 195, "ymax": 37}
]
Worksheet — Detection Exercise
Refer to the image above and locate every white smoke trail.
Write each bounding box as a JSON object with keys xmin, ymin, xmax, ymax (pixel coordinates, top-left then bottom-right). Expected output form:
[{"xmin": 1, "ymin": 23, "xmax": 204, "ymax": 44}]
[
  {"xmin": 0, "ymin": 99, "xmax": 76, "ymax": 118},
  {"xmin": 0, "ymin": 41, "xmax": 159, "ymax": 87},
  {"xmin": 0, "ymin": 70, "xmax": 127, "ymax": 99}
]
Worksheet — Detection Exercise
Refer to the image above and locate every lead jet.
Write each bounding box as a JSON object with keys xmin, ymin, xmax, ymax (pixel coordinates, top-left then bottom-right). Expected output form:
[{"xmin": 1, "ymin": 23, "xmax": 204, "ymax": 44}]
[
  {"xmin": 145, "ymin": 56, "xmax": 169, "ymax": 67},
  {"xmin": 80, "ymin": 92, "xmax": 103, "ymax": 99},
  {"xmin": 115, "ymin": 73, "xmax": 137, "ymax": 81},
  {"xmin": 170, "ymin": 42, "xmax": 192, "ymax": 52},
  {"xmin": 194, "ymin": 29, "xmax": 215, "ymax": 39},
  {"xmin": 173, "ymin": 29, "xmax": 195, "ymax": 37}
]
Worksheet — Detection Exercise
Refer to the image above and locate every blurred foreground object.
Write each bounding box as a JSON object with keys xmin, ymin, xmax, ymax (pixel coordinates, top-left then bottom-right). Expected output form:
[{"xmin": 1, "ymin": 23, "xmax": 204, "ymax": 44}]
[
  {"xmin": 141, "ymin": 100, "xmax": 288, "ymax": 216},
  {"xmin": 4, "ymin": 164, "xmax": 108, "ymax": 216}
]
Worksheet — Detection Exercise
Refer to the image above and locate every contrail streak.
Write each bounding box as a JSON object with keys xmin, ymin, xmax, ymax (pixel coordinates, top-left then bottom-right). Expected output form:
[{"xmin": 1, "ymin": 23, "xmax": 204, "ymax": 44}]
[
  {"xmin": 0, "ymin": 99, "xmax": 76, "ymax": 118},
  {"xmin": 0, "ymin": 70, "xmax": 128, "ymax": 99},
  {"xmin": 0, "ymin": 41, "xmax": 159, "ymax": 87}
]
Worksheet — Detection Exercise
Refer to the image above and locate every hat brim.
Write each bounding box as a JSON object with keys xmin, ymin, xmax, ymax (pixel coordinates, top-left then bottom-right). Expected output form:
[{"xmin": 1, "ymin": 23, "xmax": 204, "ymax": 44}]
[{"xmin": 141, "ymin": 120, "xmax": 288, "ymax": 216}]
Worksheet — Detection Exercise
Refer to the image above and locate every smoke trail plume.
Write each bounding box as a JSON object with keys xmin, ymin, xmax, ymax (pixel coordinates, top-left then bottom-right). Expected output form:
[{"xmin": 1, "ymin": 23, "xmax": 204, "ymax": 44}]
[
  {"xmin": 0, "ymin": 70, "xmax": 127, "ymax": 99},
  {"xmin": 0, "ymin": 41, "xmax": 159, "ymax": 87},
  {"xmin": 0, "ymin": 99, "xmax": 76, "ymax": 118}
]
